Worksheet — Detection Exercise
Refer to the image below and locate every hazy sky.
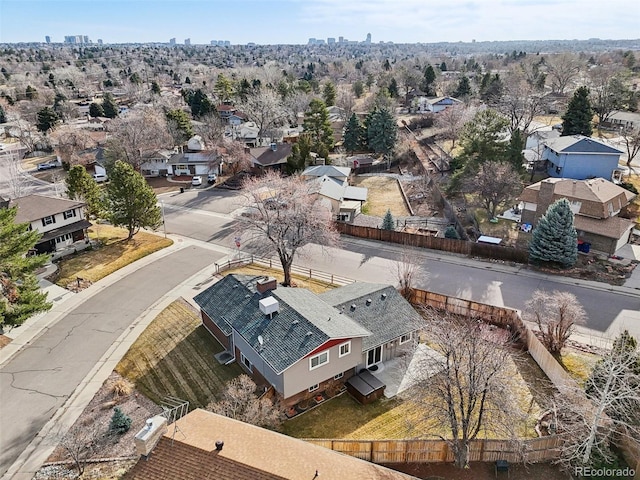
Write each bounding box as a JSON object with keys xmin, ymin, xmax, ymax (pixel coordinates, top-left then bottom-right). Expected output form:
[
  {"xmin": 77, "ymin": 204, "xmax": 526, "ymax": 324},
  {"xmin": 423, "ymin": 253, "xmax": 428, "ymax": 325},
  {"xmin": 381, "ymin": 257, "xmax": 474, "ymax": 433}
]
[{"xmin": 0, "ymin": 0, "xmax": 638, "ymax": 45}]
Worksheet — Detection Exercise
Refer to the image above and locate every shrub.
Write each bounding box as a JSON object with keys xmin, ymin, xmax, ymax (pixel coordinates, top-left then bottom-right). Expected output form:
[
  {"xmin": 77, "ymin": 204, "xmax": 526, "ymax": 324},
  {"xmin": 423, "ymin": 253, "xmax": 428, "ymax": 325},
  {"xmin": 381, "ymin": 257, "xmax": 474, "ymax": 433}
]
[{"xmin": 109, "ymin": 407, "xmax": 132, "ymax": 434}]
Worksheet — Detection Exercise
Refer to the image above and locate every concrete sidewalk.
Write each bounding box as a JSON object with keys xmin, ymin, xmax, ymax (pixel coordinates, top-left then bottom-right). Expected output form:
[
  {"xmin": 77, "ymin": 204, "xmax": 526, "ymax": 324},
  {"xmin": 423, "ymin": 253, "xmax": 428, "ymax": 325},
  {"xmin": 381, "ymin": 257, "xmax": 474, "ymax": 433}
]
[{"xmin": 1, "ymin": 235, "xmax": 234, "ymax": 480}]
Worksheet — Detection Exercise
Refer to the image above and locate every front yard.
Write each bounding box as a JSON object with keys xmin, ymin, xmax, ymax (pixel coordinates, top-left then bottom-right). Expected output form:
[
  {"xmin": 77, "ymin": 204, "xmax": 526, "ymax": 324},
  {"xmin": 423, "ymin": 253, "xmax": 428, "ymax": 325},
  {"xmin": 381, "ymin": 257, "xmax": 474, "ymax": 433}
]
[{"xmin": 54, "ymin": 224, "xmax": 173, "ymax": 288}]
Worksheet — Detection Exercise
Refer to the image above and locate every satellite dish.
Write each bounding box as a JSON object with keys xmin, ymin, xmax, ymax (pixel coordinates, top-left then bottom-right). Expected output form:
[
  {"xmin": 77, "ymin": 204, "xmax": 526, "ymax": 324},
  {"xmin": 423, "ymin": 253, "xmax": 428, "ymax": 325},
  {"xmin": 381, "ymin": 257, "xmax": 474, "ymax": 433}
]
[{"xmin": 258, "ymin": 335, "xmax": 264, "ymax": 346}]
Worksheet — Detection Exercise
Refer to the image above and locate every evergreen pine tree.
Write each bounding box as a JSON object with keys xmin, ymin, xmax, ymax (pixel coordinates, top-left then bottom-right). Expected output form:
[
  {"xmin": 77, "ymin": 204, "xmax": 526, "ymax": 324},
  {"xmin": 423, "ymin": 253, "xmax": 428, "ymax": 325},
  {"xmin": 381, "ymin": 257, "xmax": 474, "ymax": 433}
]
[
  {"xmin": 529, "ymin": 198, "xmax": 578, "ymax": 267},
  {"xmin": 506, "ymin": 129, "xmax": 526, "ymax": 172},
  {"xmin": 453, "ymin": 76, "xmax": 471, "ymax": 98},
  {"xmin": 562, "ymin": 86, "xmax": 593, "ymax": 136},
  {"xmin": 422, "ymin": 65, "xmax": 436, "ymax": 95},
  {"xmin": 322, "ymin": 82, "xmax": 336, "ymax": 106},
  {"xmin": 106, "ymin": 161, "xmax": 162, "ymax": 240},
  {"xmin": 109, "ymin": 407, "xmax": 132, "ymax": 434},
  {"xmin": 303, "ymin": 99, "xmax": 334, "ymax": 155},
  {"xmin": 150, "ymin": 80, "xmax": 161, "ymax": 95},
  {"xmin": 382, "ymin": 209, "xmax": 395, "ymax": 230},
  {"xmin": 36, "ymin": 107, "xmax": 59, "ymax": 134},
  {"xmin": 66, "ymin": 165, "xmax": 103, "ymax": 219},
  {"xmin": 89, "ymin": 102, "xmax": 104, "ymax": 118},
  {"xmin": 101, "ymin": 93, "xmax": 119, "ymax": 119},
  {"xmin": 0, "ymin": 207, "xmax": 51, "ymax": 330},
  {"xmin": 366, "ymin": 108, "xmax": 397, "ymax": 160},
  {"xmin": 444, "ymin": 225, "xmax": 460, "ymax": 239},
  {"xmin": 343, "ymin": 113, "xmax": 363, "ymax": 154}
]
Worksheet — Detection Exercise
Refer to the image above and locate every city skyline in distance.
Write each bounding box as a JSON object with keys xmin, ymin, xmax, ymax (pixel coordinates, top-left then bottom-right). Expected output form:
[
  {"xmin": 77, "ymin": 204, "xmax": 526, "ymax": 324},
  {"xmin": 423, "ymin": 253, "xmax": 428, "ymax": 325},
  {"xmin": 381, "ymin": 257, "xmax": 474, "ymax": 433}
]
[{"xmin": 0, "ymin": 0, "xmax": 638, "ymax": 45}]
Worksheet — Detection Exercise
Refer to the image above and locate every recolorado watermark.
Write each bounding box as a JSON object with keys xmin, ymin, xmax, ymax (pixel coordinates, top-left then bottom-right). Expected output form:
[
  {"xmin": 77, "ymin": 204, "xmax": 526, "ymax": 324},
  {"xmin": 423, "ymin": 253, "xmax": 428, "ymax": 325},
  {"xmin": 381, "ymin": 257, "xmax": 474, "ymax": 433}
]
[{"xmin": 574, "ymin": 466, "xmax": 635, "ymax": 478}]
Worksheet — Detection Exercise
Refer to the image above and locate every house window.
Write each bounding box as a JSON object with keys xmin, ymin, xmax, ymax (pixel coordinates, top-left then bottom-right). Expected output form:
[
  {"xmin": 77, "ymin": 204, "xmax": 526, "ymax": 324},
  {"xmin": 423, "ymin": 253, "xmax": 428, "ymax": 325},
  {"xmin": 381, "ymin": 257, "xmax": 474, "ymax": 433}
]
[
  {"xmin": 334, "ymin": 372, "xmax": 344, "ymax": 380},
  {"xmin": 400, "ymin": 333, "xmax": 412, "ymax": 345},
  {"xmin": 63, "ymin": 209, "xmax": 76, "ymax": 219},
  {"xmin": 309, "ymin": 351, "xmax": 329, "ymax": 370},
  {"xmin": 240, "ymin": 353, "xmax": 252, "ymax": 372},
  {"xmin": 338, "ymin": 341, "xmax": 351, "ymax": 358},
  {"xmin": 608, "ymin": 202, "xmax": 614, "ymax": 216},
  {"xmin": 308, "ymin": 384, "xmax": 319, "ymax": 392},
  {"xmin": 42, "ymin": 215, "xmax": 55, "ymax": 226},
  {"xmin": 55, "ymin": 233, "xmax": 72, "ymax": 244}
]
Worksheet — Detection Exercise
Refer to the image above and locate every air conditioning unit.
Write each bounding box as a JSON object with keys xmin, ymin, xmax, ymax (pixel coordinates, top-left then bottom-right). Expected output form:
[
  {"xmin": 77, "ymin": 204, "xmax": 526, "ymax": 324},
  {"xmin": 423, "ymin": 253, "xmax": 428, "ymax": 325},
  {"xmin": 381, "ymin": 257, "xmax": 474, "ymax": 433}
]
[{"xmin": 259, "ymin": 296, "xmax": 279, "ymax": 317}]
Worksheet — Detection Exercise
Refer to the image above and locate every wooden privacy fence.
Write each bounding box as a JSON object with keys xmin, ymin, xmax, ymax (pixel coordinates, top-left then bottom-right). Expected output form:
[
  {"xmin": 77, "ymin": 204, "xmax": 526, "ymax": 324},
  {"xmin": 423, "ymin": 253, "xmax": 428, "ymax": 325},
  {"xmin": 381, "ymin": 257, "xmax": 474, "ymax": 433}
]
[
  {"xmin": 305, "ymin": 437, "xmax": 563, "ymax": 464},
  {"xmin": 336, "ymin": 223, "xmax": 529, "ymax": 264}
]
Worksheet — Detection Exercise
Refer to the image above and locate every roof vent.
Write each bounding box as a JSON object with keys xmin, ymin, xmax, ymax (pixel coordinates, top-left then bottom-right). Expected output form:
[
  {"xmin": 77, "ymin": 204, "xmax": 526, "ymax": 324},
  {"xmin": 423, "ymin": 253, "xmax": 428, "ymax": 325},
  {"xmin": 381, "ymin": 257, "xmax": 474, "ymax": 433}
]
[
  {"xmin": 381, "ymin": 293, "xmax": 387, "ymax": 300},
  {"xmin": 366, "ymin": 298, "xmax": 372, "ymax": 306},
  {"xmin": 215, "ymin": 440, "xmax": 224, "ymax": 451},
  {"xmin": 306, "ymin": 331, "xmax": 313, "ymax": 337},
  {"xmin": 259, "ymin": 296, "xmax": 279, "ymax": 318},
  {"xmin": 292, "ymin": 319, "xmax": 299, "ymax": 325},
  {"xmin": 350, "ymin": 304, "xmax": 356, "ymax": 311}
]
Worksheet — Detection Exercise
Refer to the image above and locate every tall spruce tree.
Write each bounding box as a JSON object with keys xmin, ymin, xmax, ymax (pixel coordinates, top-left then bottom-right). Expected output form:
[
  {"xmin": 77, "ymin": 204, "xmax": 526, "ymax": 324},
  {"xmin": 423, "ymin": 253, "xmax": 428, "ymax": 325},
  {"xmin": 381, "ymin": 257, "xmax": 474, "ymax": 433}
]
[
  {"xmin": 106, "ymin": 161, "xmax": 162, "ymax": 240},
  {"xmin": 36, "ymin": 107, "xmax": 59, "ymax": 134},
  {"xmin": 529, "ymin": 198, "xmax": 578, "ymax": 267},
  {"xmin": 422, "ymin": 65, "xmax": 437, "ymax": 95},
  {"xmin": 1, "ymin": 207, "xmax": 51, "ymax": 330},
  {"xmin": 365, "ymin": 107, "xmax": 397, "ymax": 160},
  {"xmin": 101, "ymin": 93, "xmax": 119, "ymax": 119},
  {"xmin": 343, "ymin": 113, "xmax": 363, "ymax": 154},
  {"xmin": 562, "ymin": 86, "xmax": 593, "ymax": 136},
  {"xmin": 303, "ymin": 99, "xmax": 334, "ymax": 158}
]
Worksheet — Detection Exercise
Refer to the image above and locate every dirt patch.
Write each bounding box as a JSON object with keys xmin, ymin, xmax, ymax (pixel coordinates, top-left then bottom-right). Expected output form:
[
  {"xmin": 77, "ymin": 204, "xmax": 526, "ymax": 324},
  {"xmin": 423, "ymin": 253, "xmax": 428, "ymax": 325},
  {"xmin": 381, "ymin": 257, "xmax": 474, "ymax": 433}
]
[
  {"xmin": 352, "ymin": 175, "xmax": 410, "ymax": 217},
  {"xmin": 533, "ymin": 253, "xmax": 638, "ymax": 286},
  {"xmin": 0, "ymin": 335, "xmax": 12, "ymax": 349},
  {"xmin": 145, "ymin": 176, "xmax": 183, "ymax": 194},
  {"xmin": 43, "ymin": 371, "xmax": 161, "ymax": 477}
]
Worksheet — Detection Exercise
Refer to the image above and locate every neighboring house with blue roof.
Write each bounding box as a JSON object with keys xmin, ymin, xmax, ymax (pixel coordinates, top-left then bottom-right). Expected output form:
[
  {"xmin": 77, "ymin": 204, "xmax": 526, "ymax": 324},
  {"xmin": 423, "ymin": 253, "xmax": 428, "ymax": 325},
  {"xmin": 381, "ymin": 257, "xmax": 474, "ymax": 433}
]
[
  {"xmin": 542, "ymin": 135, "xmax": 623, "ymax": 180},
  {"xmin": 194, "ymin": 275, "xmax": 420, "ymax": 405}
]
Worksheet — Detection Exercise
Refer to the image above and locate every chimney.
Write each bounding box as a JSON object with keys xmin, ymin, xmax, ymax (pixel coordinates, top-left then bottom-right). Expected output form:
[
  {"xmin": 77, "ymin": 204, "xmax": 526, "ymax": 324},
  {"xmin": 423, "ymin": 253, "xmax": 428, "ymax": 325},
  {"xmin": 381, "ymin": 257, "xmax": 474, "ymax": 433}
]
[
  {"xmin": 134, "ymin": 415, "xmax": 168, "ymax": 457},
  {"xmin": 535, "ymin": 179, "xmax": 555, "ymax": 225},
  {"xmin": 256, "ymin": 277, "xmax": 277, "ymax": 294},
  {"xmin": 270, "ymin": 142, "xmax": 277, "ymax": 151}
]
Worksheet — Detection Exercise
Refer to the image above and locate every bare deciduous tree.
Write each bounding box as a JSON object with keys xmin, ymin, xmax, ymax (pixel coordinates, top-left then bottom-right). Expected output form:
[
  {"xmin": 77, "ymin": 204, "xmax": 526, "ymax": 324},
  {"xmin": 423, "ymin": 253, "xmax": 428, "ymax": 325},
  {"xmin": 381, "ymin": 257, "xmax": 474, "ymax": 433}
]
[
  {"xmin": 555, "ymin": 339, "xmax": 640, "ymax": 471},
  {"xmin": 104, "ymin": 108, "xmax": 172, "ymax": 170},
  {"xmin": 5, "ymin": 150, "xmax": 28, "ymax": 199},
  {"xmin": 395, "ymin": 249, "xmax": 422, "ymax": 302},
  {"xmin": 496, "ymin": 74, "xmax": 548, "ymax": 136},
  {"xmin": 546, "ymin": 54, "xmax": 582, "ymax": 95},
  {"xmin": 237, "ymin": 171, "xmax": 340, "ymax": 286},
  {"xmin": 51, "ymin": 126, "xmax": 94, "ymax": 166},
  {"xmin": 57, "ymin": 420, "xmax": 105, "ymax": 476},
  {"xmin": 194, "ymin": 112, "xmax": 225, "ymax": 148},
  {"xmin": 216, "ymin": 140, "xmax": 251, "ymax": 176},
  {"xmin": 462, "ymin": 161, "xmax": 523, "ymax": 219},
  {"xmin": 523, "ymin": 290, "xmax": 587, "ymax": 355},
  {"xmin": 282, "ymin": 91, "xmax": 312, "ymax": 126},
  {"xmin": 435, "ymin": 104, "xmax": 474, "ymax": 151},
  {"xmin": 410, "ymin": 312, "xmax": 524, "ymax": 468},
  {"xmin": 239, "ymin": 89, "xmax": 286, "ymax": 142},
  {"xmin": 206, "ymin": 374, "xmax": 282, "ymax": 428},
  {"xmin": 620, "ymin": 126, "xmax": 640, "ymax": 169}
]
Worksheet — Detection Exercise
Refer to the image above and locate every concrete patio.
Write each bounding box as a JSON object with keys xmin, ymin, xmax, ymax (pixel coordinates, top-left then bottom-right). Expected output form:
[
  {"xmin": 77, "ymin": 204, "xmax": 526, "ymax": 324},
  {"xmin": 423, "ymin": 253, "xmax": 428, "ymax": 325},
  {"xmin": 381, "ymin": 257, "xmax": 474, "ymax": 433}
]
[{"xmin": 370, "ymin": 343, "xmax": 445, "ymax": 398}]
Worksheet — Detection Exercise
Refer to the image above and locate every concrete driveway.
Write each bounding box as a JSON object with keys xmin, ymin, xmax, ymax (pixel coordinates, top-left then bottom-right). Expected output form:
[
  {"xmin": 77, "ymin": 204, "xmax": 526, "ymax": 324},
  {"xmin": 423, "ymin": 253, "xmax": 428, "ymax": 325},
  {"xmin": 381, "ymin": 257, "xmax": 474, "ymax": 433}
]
[{"xmin": 0, "ymin": 245, "xmax": 225, "ymax": 478}]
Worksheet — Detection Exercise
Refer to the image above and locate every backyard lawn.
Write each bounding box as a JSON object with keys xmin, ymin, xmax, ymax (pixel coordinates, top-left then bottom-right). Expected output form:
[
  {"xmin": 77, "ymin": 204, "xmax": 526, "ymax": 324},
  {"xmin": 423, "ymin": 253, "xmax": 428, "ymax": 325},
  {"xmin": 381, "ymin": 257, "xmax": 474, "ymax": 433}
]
[
  {"xmin": 352, "ymin": 175, "xmax": 410, "ymax": 217},
  {"xmin": 224, "ymin": 263, "xmax": 338, "ymax": 294},
  {"xmin": 54, "ymin": 224, "xmax": 173, "ymax": 287},
  {"xmin": 115, "ymin": 299, "xmax": 243, "ymax": 408}
]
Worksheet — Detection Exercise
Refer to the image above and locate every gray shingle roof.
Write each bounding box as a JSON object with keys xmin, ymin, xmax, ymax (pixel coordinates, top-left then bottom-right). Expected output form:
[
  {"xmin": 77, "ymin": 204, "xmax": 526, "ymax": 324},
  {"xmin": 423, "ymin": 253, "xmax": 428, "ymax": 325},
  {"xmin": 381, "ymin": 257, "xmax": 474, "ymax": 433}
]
[
  {"xmin": 320, "ymin": 284, "xmax": 422, "ymax": 351},
  {"xmin": 194, "ymin": 275, "xmax": 369, "ymax": 374},
  {"xmin": 544, "ymin": 135, "xmax": 622, "ymax": 155},
  {"xmin": 10, "ymin": 195, "xmax": 85, "ymax": 223}
]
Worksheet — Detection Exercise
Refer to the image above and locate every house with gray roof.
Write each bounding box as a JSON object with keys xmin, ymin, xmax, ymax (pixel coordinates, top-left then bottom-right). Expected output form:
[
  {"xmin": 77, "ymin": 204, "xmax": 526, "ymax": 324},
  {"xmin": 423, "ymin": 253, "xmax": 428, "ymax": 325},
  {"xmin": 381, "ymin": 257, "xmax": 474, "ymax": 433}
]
[
  {"xmin": 8, "ymin": 194, "xmax": 91, "ymax": 254},
  {"xmin": 194, "ymin": 275, "xmax": 420, "ymax": 405},
  {"xmin": 542, "ymin": 135, "xmax": 622, "ymax": 180}
]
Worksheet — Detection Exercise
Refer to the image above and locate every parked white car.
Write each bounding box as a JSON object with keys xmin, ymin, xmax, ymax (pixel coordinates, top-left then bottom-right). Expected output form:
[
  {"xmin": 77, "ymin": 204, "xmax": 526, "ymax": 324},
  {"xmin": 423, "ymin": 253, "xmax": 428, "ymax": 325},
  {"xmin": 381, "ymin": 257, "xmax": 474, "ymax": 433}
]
[
  {"xmin": 191, "ymin": 176, "xmax": 202, "ymax": 186},
  {"xmin": 93, "ymin": 173, "xmax": 108, "ymax": 183}
]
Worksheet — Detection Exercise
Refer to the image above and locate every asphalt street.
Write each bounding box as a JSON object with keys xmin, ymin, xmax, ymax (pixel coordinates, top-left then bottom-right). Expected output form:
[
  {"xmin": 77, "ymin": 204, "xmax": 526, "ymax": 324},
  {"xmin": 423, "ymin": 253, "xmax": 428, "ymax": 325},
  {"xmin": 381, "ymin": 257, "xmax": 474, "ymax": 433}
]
[
  {"xmin": 161, "ymin": 191, "xmax": 640, "ymax": 339},
  {"xmin": 0, "ymin": 246, "xmax": 225, "ymax": 478}
]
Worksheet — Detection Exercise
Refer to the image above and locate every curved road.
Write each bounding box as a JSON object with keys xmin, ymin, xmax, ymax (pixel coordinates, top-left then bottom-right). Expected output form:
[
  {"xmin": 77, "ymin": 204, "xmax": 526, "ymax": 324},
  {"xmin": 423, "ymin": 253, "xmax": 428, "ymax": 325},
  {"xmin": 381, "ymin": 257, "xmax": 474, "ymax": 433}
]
[{"xmin": 0, "ymin": 245, "xmax": 225, "ymax": 478}]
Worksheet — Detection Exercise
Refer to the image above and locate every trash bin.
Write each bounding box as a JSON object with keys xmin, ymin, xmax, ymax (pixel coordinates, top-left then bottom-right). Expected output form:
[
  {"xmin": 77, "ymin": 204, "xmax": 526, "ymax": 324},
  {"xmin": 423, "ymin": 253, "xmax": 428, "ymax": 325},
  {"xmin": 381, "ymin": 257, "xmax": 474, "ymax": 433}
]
[
  {"xmin": 180, "ymin": 187, "xmax": 184, "ymax": 193},
  {"xmin": 583, "ymin": 242, "xmax": 591, "ymax": 253}
]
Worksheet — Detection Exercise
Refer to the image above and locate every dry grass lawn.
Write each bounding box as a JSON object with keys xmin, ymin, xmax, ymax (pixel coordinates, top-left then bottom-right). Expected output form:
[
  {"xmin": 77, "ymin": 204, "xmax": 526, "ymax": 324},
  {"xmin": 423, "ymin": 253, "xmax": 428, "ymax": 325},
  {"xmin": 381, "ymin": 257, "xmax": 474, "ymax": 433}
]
[
  {"xmin": 559, "ymin": 348, "xmax": 600, "ymax": 386},
  {"xmin": 55, "ymin": 225, "xmax": 173, "ymax": 287},
  {"xmin": 352, "ymin": 176, "xmax": 410, "ymax": 217},
  {"xmin": 115, "ymin": 299, "xmax": 243, "ymax": 408},
  {"xmin": 224, "ymin": 263, "xmax": 337, "ymax": 294}
]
